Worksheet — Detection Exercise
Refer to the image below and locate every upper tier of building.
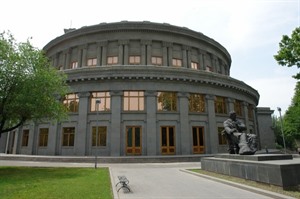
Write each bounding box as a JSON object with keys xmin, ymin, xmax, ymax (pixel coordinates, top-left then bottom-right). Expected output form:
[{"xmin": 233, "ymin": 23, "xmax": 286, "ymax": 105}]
[{"xmin": 43, "ymin": 21, "xmax": 232, "ymax": 76}]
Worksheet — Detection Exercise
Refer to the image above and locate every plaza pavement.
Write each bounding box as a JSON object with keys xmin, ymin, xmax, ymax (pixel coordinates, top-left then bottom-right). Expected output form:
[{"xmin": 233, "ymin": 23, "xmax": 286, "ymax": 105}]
[{"xmin": 0, "ymin": 155, "xmax": 296, "ymax": 199}]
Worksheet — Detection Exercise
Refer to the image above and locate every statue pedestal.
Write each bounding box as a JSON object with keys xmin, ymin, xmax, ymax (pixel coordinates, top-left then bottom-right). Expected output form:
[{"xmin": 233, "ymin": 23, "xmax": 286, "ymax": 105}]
[{"xmin": 201, "ymin": 154, "xmax": 300, "ymax": 189}]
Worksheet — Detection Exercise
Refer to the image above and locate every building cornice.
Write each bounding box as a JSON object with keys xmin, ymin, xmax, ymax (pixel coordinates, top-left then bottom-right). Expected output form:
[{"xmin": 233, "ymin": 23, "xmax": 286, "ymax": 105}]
[
  {"xmin": 43, "ymin": 21, "xmax": 231, "ymax": 65},
  {"xmin": 63, "ymin": 66, "xmax": 259, "ymax": 104}
]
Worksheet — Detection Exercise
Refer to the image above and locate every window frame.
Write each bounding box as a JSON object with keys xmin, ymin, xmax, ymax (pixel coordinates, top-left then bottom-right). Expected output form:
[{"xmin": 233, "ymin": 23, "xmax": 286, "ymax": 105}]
[
  {"xmin": 92, "ymin": 126, "xmax": 107, "ymax": 147},
  {"xmin": 215, "ymin": 96, "xmax": 227, "ymax": 114},
  {"xmin": 22, "ymin": 129, "xmax": 29, "ymax": 147},
  {"xmin": 123, "ymin": 91, "xmax": 145, "ymax": 111},
  {"xmin": 191, "ymin": 62, "xmax": 199, "ymax": 70},
  {"xmin": 90, "ymin": 92, "xmax": 111, "ymax": 112},
  {"xmin": 39, "ymin": 128, "xmax": 49, "ymax": 147},
  {"xmin": 107, "ymin": 56, "xmax": 118, "ymax": 65},
  {"xmin": 157, "ymin": 92, "xmax": 177, "ymax": 112},
  {"xmin": 172, "ymin": 58, "xmax": 182, "ymax": 67},
  {"xmin": 189, "ymin": 93, "xmax": 205, "ymax": 113},
  {"xmin": 63, "ymin": 93, "xmax": 79, "ymax": 113},
  {"xmin": 151, "ymin": 56, "xmax": 163, "ymax": 66},
  {"xmin": 62, "ymin": 127, "xmax": 75, "ymax": 147},
  {"xmin": 70, "ymin": 61, "xmax": 78, "ymax": 69},
  {"xmin": 129, "ymin": 55, "xmax": 141, "ymax": 65},
  {"xmin": 87, "ymin": 58, "xmax": 97, "ymax": 67}
]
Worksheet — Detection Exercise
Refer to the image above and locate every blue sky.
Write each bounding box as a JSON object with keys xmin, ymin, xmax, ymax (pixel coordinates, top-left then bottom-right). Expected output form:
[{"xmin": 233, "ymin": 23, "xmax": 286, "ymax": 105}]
[{"xmin": 1, "ymin": 0, "xmax": 299, "ymax": 115}]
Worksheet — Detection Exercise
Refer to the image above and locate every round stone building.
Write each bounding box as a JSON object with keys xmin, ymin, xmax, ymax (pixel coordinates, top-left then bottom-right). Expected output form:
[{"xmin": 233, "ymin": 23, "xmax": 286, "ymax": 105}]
[{"xmin": 0, "ymin": 21, "xmax": 275, "ymax": 156}]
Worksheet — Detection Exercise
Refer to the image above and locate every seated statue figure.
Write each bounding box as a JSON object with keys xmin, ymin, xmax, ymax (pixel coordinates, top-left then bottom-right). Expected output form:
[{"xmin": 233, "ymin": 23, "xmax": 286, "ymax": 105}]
[{"xmin": 223, "ymin": 111, "xmax": 257, "ymax": 155}]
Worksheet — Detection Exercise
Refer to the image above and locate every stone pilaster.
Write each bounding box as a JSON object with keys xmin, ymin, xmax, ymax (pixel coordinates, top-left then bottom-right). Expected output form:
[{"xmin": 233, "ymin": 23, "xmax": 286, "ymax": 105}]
[
  {"xmin": 145, "ymin": 91, "xmax": 157, "ymax": 155},
  {"xmin": 81, "ymin": 45, "xmax": 88, "ymax": 67},
  {"xmin": 178, "ymin": 92, "xmax": 190, "ymax": 154},
  {"xmin": 206, "ymin": 94, "xmax": 218, "ymax": 154},
  {"xmin": 76, "ymin": 92, "xmax": 90, "ymax": 155},
  {"xmin": 100, "ymin": 41, "xmax": 108, "ymax": 66},
  {"xmin": 110, "ymin": 90, "xmax": 122, "ymax": 156},
  {"xmin": 242, "ymin": 102, "xmax": 249, "ymax": 132}
]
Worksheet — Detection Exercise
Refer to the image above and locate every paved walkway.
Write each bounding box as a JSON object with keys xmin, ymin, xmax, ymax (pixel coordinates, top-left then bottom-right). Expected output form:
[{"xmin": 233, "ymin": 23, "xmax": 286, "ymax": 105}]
[
  {"xmin": 0, "ymin": 159, "xmax": 295, "ymax": 199},
  {"xmin": 110, "ymin": 162, "xmax": 294, "ymax": 199}
]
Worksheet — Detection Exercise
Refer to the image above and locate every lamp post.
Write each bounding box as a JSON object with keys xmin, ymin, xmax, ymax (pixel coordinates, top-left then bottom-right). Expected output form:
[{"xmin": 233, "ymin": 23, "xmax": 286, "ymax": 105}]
[
  {"xmin": 95, "ymin": 99, "xmax": 101, "ymax": 169},
  {"xmin": 277, "ymin": 107, "xmax": 286, "ymax": 154}
]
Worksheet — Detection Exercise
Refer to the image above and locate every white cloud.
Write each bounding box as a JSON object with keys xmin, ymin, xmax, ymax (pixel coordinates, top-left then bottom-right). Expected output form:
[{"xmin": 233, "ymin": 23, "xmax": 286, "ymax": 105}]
[{"xmin": 246, "ymin": 76, "xmax": 297, "ymax": 115}]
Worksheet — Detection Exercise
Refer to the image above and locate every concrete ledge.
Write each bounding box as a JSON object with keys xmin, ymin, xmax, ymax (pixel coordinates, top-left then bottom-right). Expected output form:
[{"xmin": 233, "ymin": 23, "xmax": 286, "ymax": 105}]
[
  {"xmin": 0, "ymin": 153, "xmax": 211, "ymax": 163},
  {"xmin": 214, "ymin": 154, "xmax": 293, "ymax": 161},
  {"xmin": 201, "ymin": 154, "xmax": 300, "ymax": 189}
]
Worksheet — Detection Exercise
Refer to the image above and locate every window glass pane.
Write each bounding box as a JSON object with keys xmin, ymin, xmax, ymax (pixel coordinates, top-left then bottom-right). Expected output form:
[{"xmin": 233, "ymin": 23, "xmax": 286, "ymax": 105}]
[
  {"xmin": 157, "ymin": 92, "xmax": 177, "ymax": 111},
  {"xmin": 127, "ymin": 128, "xmax": 133, "ymax": 147},
  {"xmin": 39, "ymin": 128, "xmax": 48, "ymax": 147},
  {"xmin": 135, "ymin": 128, "xmax": 141, "ymax": 147},
  {"xmin": 100, "ymin": 131, "xmax": 106, "ymax": 146},
  {"xmin": 169, "ymin": 127, "xmax": 174, "ymax": 146},
  {"xmin": 161, "ymin": 127, "xmax": 167, "ymax": 146},
  {"xmin": 193, "ymin": 128, "xmax": 198, "ymax": 146},
  {"xmin": 199, "ymin": 128, "xmax": 204, "ymax": 146}
]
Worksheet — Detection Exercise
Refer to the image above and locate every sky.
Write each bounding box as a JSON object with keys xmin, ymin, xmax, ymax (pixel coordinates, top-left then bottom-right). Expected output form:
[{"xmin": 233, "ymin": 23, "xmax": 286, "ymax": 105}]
[{"xmin": 0, "ymin": 0, "xmax": 299, "ymax": 116}]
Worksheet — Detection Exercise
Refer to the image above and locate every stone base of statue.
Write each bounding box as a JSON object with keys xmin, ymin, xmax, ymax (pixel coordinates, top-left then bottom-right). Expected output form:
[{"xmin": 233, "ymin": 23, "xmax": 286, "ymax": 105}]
[{"xmin": 201, "ymin": 153, "xmax": 300, "ymax": 189}]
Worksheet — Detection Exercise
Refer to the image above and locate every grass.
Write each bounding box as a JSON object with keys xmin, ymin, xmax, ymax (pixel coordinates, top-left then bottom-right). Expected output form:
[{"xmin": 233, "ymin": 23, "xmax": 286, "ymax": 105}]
[
  {"xmin": 190, "ymin": 169, "xmax": 300, "ymax": 199},
  {"xmin": 0, "ymin": 167, "xmax": 113, "ymax": 199}
]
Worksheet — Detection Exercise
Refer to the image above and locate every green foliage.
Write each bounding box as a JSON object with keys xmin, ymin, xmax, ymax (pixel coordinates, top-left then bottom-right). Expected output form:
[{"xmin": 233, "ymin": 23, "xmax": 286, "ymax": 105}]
[
  {"xmin": 272, "ymin": 82, "xmax": 300, "ymax": 150},
  {"xmin": 0, "ymin": 167, "xmax": 113, "ymax": 199},
  {"xmin": 274, "ymin": 27, "xmax": 300, "ymax": 79},
  {"xmin": 284, "ymin": 82, "xmax": 300, "ymax": 140},
  {"xmin": 0, "ymin": 31, "xmax": 68, "ymax": 136}
]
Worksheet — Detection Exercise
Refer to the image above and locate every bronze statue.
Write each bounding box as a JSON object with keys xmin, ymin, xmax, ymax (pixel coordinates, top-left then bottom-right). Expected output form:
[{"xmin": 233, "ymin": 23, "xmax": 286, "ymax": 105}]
[{"xmin": 223, "ymin": 111, "xmax": 257, "ymax": 155}]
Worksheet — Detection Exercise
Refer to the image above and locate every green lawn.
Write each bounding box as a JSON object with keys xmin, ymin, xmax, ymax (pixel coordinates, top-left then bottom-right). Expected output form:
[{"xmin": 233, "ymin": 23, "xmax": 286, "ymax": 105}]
[{"xmin": 0, "ymin": 167, "xmax": 113, "ymax": 199}]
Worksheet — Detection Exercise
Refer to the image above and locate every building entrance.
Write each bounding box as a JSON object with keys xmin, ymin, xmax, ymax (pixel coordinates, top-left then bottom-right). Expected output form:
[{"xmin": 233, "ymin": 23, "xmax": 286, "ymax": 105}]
[
  {"xmin": 126, "ymin": 126, "xmax": 142, "ymax": 155},
  {"xmin": 161, "ymin": 126, "xmax": 175, "ymax": 155},
  {"xmin": 192, "ymin": 126, "xmax": 205, "ymax": 154}
]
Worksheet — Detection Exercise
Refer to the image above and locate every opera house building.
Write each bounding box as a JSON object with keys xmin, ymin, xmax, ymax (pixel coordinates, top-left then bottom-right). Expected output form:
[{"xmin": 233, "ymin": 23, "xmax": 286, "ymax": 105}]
[{"xmin": 0, "ymin": 21, "xmax": 275, "ymax": 156}]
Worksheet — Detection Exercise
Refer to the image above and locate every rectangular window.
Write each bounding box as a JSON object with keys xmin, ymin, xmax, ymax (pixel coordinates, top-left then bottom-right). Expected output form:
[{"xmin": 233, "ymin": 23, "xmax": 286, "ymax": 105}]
[
  {"xmin": 172, "ymin": 58, "xmax": 182, "ymax": 67},
  {"xmin": 157, "ymin": 92, "xmax": 177, "ymax": 111},
  {"xmin": 151, "ymin": 56, "xmax": 162, "ymax": 66},
  {"xmin": 70, "ymin": 61, "xmax": 78, "ymax": 69},
  {"xmin": 234, "ymin": 100, "xmax": 243, "ymax": 117},
  {"xmin": 62, "ymin": 127, "xmax": 75, "ymax": 147},
  {"xmin": 215, "ymin": 96, "xmax": 227, "ymax": 114},
  {"xmin": 39, "ymin": 128, "xmax": 49, "ymax": 147},
  {"xmin": 218, "ymin": 127, "xmax": 227, "ymax": 145},
  {"xmin": 123, "ymin": 91, "xmax": 145, "ymax": 111},
  {"xmin": 63, "ymin": 93, "xmax": 79, "ymax": 112},
  {"xmin": 87, "ymin": 58, "xmax": 97, "ymax": 66},
  {"xmin": 92, "ymin": 126, "xmax": 107, "ymax": 147},
  {"xmin": 191, "ymin": 62, "xmax": 199, "ymax": 70},
  {"xmin": 129, "ymin": 56, "xmax": 141, "ymax": 65},
  {"xmin": 189, "ymin": 93, "xmax": 205, "ymax": 112},
  {"xmin": 22, "ymin": 130, "xmax": 29, "ymax": 147},
  {"xmin": 206, "ymin": 66, "xmax": 213, "ymax": 72},
  {"xmin": 90, "ymin": 92, "xmax": 111, "ymax": 111},
  {"xmin": 107, "ymin": 56, "xmax": 118, "ymax": 65}
]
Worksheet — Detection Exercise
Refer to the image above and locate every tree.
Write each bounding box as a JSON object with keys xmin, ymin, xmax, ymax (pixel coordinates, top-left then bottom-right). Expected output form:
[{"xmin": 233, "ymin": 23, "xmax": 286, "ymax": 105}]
[
  {"xmin": 274, "ymin": 27, "xmax": 300, "ymax": 79},
  {"xmin": 284, "ymin": 82, "xmax": 300, "ymax": 140},
  {"xmin": 0, "ymin": 31, "xmax": 68, "ymax": 137}
]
